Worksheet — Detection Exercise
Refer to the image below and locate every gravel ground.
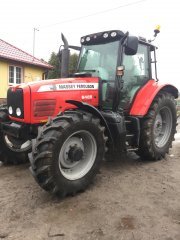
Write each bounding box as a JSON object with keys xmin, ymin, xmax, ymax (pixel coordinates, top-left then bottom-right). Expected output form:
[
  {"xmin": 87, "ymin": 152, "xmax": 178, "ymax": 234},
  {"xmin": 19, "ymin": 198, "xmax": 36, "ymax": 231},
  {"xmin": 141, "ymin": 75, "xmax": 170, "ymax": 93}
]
[{"xmin": 0, "ymin": 125, "xmax": 180, "ymax": 240}]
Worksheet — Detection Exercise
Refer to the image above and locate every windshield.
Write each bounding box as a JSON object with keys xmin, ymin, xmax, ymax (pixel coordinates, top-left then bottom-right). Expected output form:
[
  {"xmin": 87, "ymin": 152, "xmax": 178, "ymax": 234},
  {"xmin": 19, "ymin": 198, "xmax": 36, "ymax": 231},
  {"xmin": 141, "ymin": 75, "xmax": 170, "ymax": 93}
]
[{"xmin": 77, "ymin": 41, "xmax": 119, "ymax": 81}]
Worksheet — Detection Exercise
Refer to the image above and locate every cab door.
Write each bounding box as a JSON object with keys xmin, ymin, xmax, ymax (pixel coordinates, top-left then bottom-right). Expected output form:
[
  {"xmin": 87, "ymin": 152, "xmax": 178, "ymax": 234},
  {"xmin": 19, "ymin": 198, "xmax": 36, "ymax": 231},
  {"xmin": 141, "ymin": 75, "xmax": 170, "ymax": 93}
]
[{"xmin": 119, "ymin": 44, "xmax": 151, "ymax": 110}]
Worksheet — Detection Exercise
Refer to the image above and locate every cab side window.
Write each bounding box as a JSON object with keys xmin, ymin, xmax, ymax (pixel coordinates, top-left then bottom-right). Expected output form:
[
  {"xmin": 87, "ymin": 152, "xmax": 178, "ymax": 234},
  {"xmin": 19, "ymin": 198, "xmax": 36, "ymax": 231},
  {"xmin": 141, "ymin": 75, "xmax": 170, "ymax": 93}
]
[
  {"xmin": 120, "ymin": 44, "xmax": 150, "ymax": 109},
  {"xmin": 123, "ymin": 44, "xmax": 149, "ymax": 85}
]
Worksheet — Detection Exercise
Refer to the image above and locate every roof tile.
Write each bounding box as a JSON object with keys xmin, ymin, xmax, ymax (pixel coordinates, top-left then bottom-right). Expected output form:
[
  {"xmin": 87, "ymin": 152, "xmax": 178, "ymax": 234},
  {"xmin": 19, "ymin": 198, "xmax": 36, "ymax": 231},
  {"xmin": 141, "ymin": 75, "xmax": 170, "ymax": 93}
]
[{"xmin": 0, "ymin": 39, "xmax": 53, "ymax": 69}]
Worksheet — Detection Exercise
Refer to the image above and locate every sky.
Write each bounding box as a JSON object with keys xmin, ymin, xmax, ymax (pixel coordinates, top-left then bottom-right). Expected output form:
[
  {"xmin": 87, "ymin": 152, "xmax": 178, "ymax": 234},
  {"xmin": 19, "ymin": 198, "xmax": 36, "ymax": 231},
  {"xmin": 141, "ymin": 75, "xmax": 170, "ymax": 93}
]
[{"xmin": 0, "ymin": 0, "xmax": 179, "ymax": 89}]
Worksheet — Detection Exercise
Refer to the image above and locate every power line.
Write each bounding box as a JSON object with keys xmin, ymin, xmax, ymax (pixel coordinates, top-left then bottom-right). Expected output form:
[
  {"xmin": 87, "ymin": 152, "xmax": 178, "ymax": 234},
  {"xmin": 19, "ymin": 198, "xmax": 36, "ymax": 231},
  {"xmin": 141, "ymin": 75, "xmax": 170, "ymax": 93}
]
[{"xmin": 40, "ymin": 0, "xmax": 148, "ymax": 29}]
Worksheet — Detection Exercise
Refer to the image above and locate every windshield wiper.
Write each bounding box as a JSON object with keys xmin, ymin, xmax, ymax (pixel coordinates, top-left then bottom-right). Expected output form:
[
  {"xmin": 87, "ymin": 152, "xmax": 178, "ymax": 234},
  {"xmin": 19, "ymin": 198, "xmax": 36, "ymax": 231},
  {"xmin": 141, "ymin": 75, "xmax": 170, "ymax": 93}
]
[
  {"xmin": 72, "ymin": 69, "xmax": 98, "ymax": 78},
  {"xmin": 73, "ymin": 72, "xmax": 92, "ymax": 77},
  {"xmin": 83, "ymin": 69, "xmax": 97, "ymax": 72}
]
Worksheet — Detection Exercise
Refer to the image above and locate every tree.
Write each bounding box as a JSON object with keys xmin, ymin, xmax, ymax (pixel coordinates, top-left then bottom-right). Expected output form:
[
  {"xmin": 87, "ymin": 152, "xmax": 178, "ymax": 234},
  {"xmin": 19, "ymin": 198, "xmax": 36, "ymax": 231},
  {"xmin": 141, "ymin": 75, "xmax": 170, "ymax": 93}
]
[
  {"xmin": 69, "ymin": 53, "xmax": 79, "ymax": 74},
  {"xmin": 47, "ymin": 52, "xmax": 60, "ymax": 79},
  {"xmin": 47, "ymin": 52, "xmax": 79, "ymax": 79}
]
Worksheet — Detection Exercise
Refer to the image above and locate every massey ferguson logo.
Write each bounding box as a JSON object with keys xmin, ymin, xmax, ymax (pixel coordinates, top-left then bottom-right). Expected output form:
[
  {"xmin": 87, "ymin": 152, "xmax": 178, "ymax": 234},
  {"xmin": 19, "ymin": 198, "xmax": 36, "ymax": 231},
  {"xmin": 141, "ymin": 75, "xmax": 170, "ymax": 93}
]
[
  {"xmin": 56, "ymin": 83, "xmax": 98, "ymax": 90},
  {"xmin": 38, "ymin": 83, "xmax": 98, "ymax": 92}
]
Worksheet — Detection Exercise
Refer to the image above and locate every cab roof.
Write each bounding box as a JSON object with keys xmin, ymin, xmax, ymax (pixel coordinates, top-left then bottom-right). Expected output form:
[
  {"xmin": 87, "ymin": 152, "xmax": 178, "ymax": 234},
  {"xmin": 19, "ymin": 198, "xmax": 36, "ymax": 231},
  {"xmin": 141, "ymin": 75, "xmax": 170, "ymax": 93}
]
[{"xmin": 80, "ymin": 29, "xmax": 156, "ymax": 51}]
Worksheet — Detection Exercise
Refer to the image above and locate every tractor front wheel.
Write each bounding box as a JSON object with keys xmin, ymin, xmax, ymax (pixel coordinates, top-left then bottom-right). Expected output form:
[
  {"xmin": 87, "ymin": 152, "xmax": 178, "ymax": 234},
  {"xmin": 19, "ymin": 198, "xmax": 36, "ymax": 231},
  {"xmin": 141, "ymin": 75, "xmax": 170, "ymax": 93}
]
[
  {"xmin": 29, "ymin": 110, "xmax": 107, "ymax": 197},
  {"xmin": 137, "ymin": 92, "xmax": 177, "ymax": 160}
]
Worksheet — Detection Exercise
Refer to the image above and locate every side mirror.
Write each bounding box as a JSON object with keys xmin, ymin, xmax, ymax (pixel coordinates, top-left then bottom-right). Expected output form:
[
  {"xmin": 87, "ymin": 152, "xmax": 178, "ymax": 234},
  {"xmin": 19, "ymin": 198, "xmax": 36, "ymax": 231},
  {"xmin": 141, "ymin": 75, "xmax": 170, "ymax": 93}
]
[{"xmin": 125, "ymin": 36, "xmax": 138, "ymax": 55}]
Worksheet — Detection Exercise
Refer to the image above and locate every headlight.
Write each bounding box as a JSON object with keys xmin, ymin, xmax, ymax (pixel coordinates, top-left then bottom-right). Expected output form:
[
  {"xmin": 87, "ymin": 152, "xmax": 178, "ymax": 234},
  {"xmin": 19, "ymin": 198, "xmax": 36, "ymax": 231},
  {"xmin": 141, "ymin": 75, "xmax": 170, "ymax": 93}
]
[
  {"xmin": 86, "ymin": 37, "xmax": 90, "ymax": 42},
  {"xmin": 111, "ymin": 31, "xmax": 117, "ymax": 37},
  {"xmin": 103, "ymin": 33, "xmax": 108, "ymax": 38},
  {"xmin": 8, "ymin": 106, "xmax": 13, "ymax": 114},
  {"xmin": 16, "ymin": 108, "xmax": 21, "ymax": 116}
]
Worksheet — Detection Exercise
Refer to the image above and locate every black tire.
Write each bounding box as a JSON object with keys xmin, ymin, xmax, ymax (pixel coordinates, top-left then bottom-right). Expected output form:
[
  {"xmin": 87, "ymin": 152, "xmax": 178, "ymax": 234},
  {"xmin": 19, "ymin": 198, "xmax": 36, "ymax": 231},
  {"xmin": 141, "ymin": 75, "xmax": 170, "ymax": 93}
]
[
  {"xmin": 29, "ymin": 110, "xmax": 107, "ymax": 197},
  {"xmin": 0, "ymin": 110, "xmax": 31, "ymax": 164},
  {"xmin": 137, "ymin": 92, "xmax": 177, "ymax": 160}
]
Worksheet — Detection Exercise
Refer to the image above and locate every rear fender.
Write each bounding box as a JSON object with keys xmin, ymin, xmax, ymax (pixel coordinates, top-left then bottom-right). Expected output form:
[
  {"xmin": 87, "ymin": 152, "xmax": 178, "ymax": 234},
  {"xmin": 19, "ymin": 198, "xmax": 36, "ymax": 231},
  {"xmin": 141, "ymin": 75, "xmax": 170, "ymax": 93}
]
[{"xmin": 129, "ymin": 80, "xmax": 178, "ymax": 116}]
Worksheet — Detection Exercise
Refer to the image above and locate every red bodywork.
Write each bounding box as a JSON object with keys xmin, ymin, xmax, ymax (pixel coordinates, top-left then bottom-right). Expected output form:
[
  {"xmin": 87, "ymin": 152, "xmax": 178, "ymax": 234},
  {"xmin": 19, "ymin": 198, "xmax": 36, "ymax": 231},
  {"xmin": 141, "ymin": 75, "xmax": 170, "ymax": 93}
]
[
  {"xmin": 129, "ymin": 79, "xmax": 178, "ymax": 116},
  {"xmin": 9, "ymin": 77, "xmax": 99, "ymax": 124},
  {"xmin": 9, "ymin": 78, "xmax": 177, "ymax": 123}
]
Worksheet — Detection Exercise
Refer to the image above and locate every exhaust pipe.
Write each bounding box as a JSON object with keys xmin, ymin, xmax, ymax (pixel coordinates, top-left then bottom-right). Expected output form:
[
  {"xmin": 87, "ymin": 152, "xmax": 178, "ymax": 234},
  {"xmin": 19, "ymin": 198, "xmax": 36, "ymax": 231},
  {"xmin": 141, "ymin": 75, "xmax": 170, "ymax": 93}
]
[
  {"xmin": 61, "ymin": 33, "xmax": 69, "ymax": 50},
  {"xmin": 59, "ymin": 33, "xmax": 70, "ymax": 78}
]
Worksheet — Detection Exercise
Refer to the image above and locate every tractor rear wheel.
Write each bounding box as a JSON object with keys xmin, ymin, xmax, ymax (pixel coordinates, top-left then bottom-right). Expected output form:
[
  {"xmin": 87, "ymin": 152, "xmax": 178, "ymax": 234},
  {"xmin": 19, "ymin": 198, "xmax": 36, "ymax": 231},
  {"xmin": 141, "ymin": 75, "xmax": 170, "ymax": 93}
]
[
  {"xmin": 0, "ymin": 110, "xmax": 31, "ymax": 164},
  {"xmin": 137, "ymin": 92, "xmax": 177, "ymax": 160},
  {"xmin": 29, "ymin": 110, "xmax": 107, "ymax": 197}
]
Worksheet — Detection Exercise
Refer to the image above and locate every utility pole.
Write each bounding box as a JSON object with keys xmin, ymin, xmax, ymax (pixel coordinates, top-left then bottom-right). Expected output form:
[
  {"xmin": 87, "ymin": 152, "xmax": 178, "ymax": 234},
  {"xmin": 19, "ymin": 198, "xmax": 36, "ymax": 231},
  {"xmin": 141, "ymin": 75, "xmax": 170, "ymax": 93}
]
[{"xmin": 33, "ymin": 27, "xmax": 39, "ymax": 57}]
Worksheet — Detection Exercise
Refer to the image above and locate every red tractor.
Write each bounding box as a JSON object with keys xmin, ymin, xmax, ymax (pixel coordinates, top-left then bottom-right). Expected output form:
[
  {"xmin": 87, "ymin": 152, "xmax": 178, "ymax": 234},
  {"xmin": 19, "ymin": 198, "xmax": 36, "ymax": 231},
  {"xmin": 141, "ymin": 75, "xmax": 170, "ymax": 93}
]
[{"xmin": 0, "ymin": 28, "xmax": 178, "ymax": 197}]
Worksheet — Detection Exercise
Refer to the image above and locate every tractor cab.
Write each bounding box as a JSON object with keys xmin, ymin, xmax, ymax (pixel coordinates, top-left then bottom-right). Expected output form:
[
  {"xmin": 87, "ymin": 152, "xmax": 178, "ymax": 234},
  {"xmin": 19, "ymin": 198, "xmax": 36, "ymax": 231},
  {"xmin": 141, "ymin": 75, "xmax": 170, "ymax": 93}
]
[{"xmin": 63, "ymin": 30, "xmax": 157, "ymax": 113}]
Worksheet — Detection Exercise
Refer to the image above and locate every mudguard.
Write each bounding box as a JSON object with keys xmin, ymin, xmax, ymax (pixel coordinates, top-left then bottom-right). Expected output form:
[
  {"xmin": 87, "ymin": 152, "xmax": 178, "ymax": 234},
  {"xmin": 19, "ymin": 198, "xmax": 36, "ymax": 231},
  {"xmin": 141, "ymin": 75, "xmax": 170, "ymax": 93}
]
[
  {"xmin": 129, "ymin": 80, "xmax": 178, "ymax": 116},
  {"xmin": 66, "ymin": 100, "xmax": 114, "ymax": 146}
]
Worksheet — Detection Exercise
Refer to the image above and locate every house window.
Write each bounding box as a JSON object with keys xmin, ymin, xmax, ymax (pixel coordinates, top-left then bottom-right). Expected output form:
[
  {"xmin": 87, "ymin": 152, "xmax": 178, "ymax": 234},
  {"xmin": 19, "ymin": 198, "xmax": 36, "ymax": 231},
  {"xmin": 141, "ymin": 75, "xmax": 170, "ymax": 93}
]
[{"xmin": 9, "ymin": 66, "xmax": 22, "ymax": 84}]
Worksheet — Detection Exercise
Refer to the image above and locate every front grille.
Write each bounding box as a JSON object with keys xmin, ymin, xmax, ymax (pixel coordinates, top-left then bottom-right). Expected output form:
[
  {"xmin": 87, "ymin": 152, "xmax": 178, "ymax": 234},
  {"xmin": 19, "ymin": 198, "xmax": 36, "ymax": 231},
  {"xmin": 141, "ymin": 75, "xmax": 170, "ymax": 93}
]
[{"xmin": 7, "ymin": 88, "xmax": 24, "ymax": 118}]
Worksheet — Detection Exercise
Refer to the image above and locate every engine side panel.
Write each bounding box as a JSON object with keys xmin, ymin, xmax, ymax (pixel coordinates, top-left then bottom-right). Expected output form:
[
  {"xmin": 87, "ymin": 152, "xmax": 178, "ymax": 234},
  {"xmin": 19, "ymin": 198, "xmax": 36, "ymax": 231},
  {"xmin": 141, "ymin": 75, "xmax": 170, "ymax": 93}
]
[
  {"xmin": 8, "ymin": 77, "xmax": 99, "ymax": 124},
  {"xmin": 129, "ymin": 79, "xmax": 178, "ymax": 116}
]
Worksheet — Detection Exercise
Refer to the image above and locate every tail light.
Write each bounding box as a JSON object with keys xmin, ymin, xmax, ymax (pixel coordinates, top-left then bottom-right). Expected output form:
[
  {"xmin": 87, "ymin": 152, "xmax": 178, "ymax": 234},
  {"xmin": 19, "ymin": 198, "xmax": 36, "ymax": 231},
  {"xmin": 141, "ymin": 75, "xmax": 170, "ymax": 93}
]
[{"xmin": 33, "ymin": 99, "xmax": 56, "ymax": 117}]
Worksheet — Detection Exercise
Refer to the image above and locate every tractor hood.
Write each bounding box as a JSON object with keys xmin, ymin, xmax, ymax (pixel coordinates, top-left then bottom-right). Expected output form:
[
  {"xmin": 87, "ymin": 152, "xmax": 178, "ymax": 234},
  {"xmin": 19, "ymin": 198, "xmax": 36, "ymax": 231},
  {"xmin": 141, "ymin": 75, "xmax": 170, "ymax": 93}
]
[
  {"xmin": 7, "ymin": 77, "xmax": 99, "ymax": 124},
  {"xmin": 21, "ymin": 77, "xmax": 99, "ymax": 93}
]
